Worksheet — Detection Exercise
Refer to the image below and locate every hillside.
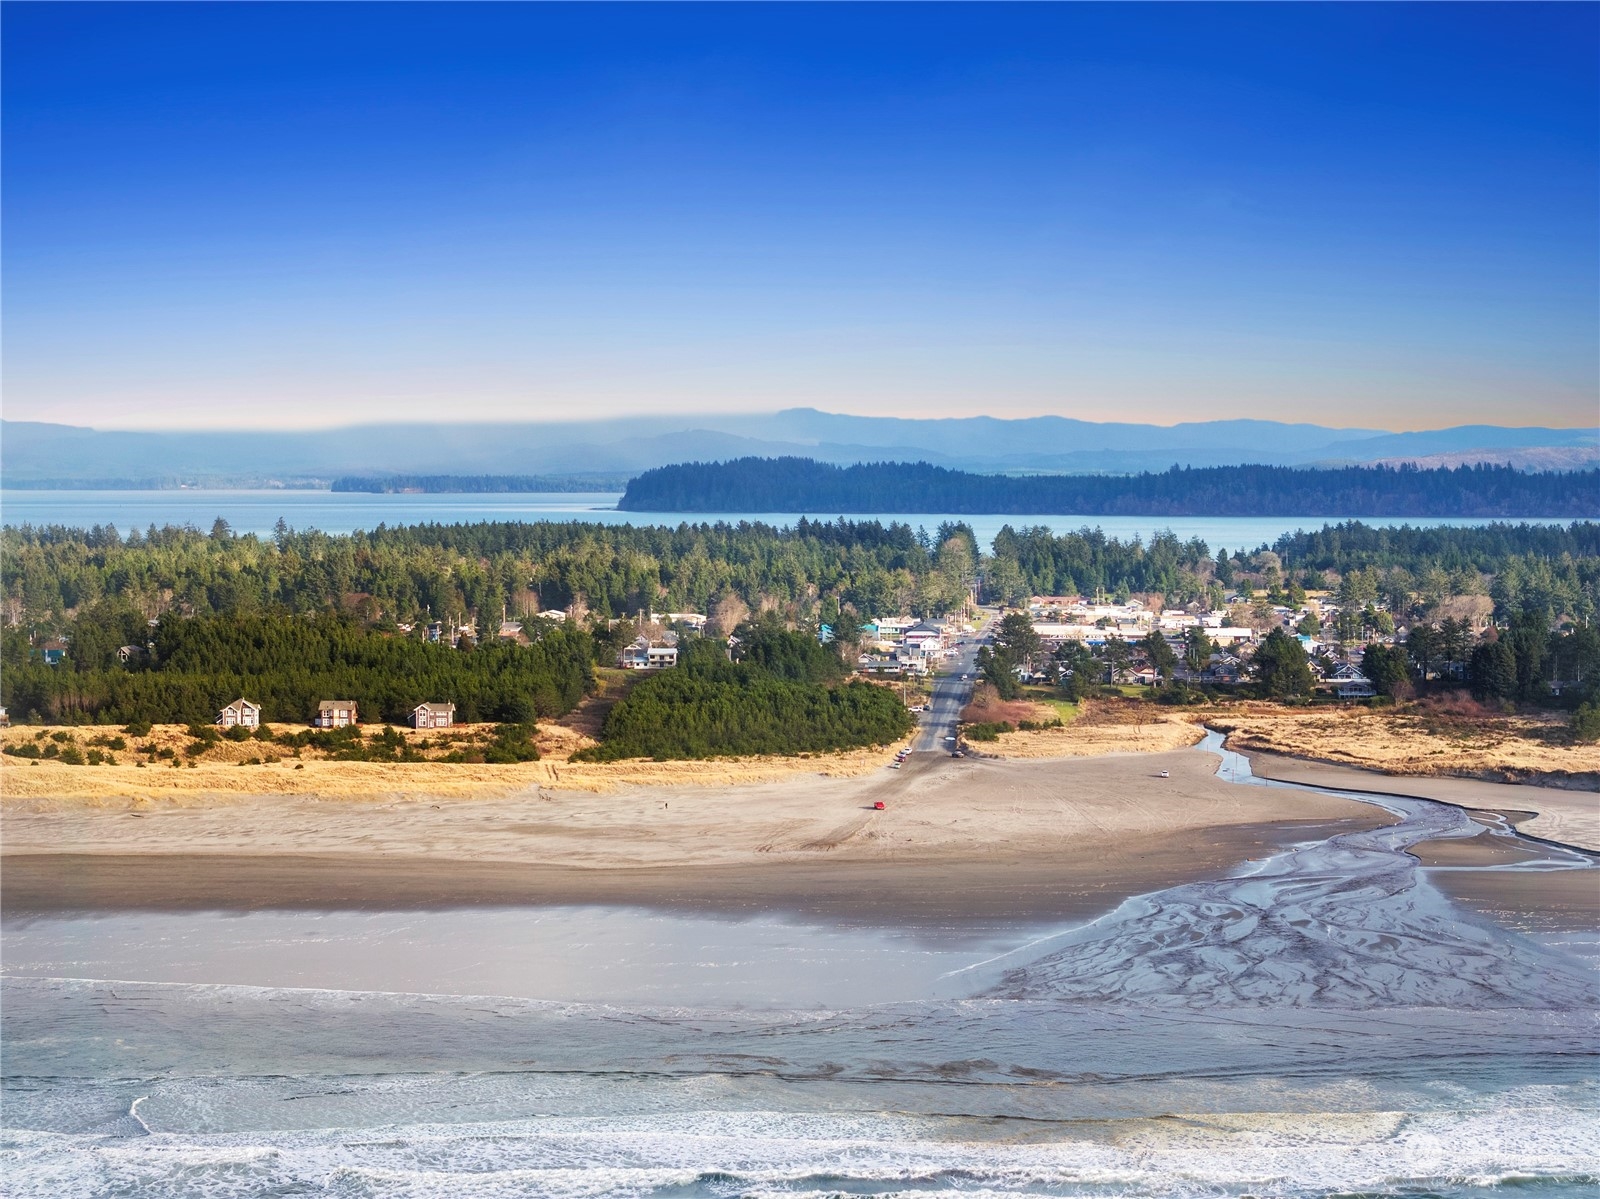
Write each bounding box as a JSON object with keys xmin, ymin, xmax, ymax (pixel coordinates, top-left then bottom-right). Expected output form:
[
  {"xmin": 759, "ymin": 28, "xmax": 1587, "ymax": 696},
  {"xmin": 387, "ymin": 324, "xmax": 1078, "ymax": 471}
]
[{"xmin": 4, "ymin": 410, "xmax": 1594, "ymax": 487}]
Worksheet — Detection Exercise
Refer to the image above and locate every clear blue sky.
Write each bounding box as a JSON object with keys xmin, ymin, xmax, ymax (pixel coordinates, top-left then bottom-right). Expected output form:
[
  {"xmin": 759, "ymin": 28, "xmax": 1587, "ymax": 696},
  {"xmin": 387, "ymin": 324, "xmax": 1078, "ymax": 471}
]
[{"xmin": 4, "ymin": 2, "xmax": 1596, "ymax": 431}]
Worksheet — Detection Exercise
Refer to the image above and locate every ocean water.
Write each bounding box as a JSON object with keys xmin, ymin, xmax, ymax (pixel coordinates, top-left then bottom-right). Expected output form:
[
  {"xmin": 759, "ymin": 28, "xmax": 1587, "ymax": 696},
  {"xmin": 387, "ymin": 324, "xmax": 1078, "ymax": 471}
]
[
  {"xmin": 2, "ymin": 737, "xmax": 1597, "ymax": 1197},
  {"xmin": 0, "ymin": 487, "xmax": 1569, "ymax": 553}
]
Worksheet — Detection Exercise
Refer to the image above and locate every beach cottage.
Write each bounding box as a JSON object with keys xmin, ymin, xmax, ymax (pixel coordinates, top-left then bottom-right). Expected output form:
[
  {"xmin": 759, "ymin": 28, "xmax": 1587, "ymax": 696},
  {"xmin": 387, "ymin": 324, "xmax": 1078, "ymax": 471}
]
[
  {"xmin": 410, "ymin": 702, "xmax": 455, "ymax": 729},
  {"xmin": 313, "ymin": 700, "xmax": 358, "ymax": 728},
  {"xmin": 217, "ymin": 698, "xmax": 261, "ymax": 729}
]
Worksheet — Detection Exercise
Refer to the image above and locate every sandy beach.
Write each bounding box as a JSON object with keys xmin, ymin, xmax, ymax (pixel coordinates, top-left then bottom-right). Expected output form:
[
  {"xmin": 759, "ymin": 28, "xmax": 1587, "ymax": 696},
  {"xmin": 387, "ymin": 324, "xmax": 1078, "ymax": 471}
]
[{"xmin": 3, "ymin": 749, "xmax": 1393, "ymax": 924}]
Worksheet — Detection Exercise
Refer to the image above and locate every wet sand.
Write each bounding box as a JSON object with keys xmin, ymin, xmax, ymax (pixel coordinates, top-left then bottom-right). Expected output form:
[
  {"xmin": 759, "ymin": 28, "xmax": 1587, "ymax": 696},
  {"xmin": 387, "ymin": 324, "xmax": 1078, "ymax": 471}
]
[
  {"xmin": 2, "ymin": 750, "xmax": 1389, "ymax": 925},
  {"xmin": 1242, "ymin": 750, "xmax": 1599, "ymax": 851},
  {"xmin": 0, "ymin": 820, "xmax": 1362, "ymax": 926},
  {"xmin": 1244, "ymin": 749, "xmax": 1598, "ymax": 934}
]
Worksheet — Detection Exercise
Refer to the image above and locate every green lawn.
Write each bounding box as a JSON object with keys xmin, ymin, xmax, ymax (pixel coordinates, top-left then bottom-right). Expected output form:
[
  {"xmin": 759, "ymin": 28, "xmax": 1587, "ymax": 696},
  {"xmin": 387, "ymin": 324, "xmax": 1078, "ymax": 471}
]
[{"xmin": 1016, "ymin": 686, "xmax": 1079, "ymax": 723}]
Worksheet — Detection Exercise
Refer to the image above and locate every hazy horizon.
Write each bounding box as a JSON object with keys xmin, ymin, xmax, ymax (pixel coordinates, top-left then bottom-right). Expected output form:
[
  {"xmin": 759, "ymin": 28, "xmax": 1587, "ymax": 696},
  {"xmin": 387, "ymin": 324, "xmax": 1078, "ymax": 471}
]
[
  {"xmin": 4, "ymin": 4, "xmax": 1596, "ymax": 432},
  {"xmin": 6, "ymin": 407, "xmax": 1597, "ymax": 438}
]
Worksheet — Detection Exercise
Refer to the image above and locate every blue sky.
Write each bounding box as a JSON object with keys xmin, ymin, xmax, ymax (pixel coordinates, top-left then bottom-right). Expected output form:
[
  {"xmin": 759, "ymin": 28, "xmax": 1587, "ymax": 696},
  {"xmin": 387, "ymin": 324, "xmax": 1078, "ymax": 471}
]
[{"xmin": 4, "ymin": 2, "xmax": 1596, "ymax": 431}]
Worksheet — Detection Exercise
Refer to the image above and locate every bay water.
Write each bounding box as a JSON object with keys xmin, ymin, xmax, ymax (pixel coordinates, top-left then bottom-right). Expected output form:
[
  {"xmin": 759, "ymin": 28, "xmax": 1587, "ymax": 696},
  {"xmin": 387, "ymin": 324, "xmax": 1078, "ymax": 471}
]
[{"xmin": 0, "ymin": 488, "xmax": 1569, "ymax": 553}]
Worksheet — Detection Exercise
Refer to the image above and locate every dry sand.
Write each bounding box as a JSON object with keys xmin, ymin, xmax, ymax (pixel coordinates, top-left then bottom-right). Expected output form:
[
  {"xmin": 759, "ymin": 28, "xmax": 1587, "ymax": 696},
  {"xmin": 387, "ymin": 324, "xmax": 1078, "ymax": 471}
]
[
  {"xmin": 1209, "ymin": 704, "xmax": 1600, "ymax": 789},
  {"xmin": 0, "ymin": 740, "xmax": 891, "ymax": 802},
  {"xmin": 2, "ymin": 750, "xmax": 1392, "ymax": 924},
  {"xmin": 983, "ymin": 715, "xmax": 1206, "ymax": 758}
]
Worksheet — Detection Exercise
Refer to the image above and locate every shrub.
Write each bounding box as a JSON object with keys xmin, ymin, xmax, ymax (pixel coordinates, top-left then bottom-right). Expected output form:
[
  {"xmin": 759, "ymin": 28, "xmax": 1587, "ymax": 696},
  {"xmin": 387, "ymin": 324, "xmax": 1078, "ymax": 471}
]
[
  {"xmin": 222, "ymin": 725, "xmax": 254, "ymax": 742},
  {"xmin": 122, "ymin": 720, "xmax": 153, "ymax": 737},
  {"xmin": 1572, "ymin": 703, "xmax": 1600, "ymax": 744},
  {"xmin": 964, "ymin": 721, "xmax": 1015, "ymax": 741},
  {"xmin": 483, "ymin": 723, "xmax": 540, "ymax": 764},
  {"xmin": 58, "ymin": 745, "xmax": 85, "ymax": 765},
  {"xmin": 5, "ymin": 743, "xmax": 41, "ymax": 759}
]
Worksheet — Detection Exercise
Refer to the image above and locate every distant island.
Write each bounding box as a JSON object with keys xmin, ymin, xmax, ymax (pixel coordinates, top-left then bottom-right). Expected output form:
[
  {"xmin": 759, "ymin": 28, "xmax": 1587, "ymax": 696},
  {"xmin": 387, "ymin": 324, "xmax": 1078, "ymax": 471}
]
[
  {"xmin": 332, "ymin": 473, "xmax": 631, "ymax": 494},
  {"xmin": 619, "ymin": 458, "xmax": 1600, "ymax": 518}
]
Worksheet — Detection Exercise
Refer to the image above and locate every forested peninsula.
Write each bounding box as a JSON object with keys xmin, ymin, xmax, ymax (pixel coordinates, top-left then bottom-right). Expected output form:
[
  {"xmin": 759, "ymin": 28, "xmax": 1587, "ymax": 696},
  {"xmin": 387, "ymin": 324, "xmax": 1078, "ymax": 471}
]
[{"xmin": 619, "ymin": 458, "xmax": 1598, "ymax": 518}]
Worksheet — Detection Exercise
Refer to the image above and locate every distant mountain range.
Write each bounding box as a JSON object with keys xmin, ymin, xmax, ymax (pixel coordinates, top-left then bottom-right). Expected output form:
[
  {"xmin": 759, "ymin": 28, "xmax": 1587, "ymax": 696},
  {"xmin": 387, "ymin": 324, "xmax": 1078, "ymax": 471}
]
[{"xmin": 2, "ymin": 409, "xmax": 1595, "ymax": 487}]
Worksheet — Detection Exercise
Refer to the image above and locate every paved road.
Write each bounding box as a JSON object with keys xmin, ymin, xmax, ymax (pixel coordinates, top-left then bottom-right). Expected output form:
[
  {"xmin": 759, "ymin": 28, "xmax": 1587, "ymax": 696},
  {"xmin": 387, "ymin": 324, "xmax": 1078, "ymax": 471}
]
[{"xmin": 910, "ymin": 617, "xmax": 992, "ymax": 754}]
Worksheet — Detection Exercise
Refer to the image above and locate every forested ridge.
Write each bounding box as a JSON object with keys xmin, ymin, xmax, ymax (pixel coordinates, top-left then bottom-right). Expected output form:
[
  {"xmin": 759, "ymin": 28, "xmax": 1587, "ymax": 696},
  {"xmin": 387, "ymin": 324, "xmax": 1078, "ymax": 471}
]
[
  {"xmin": 0, "ymin": 611, "xmax": 594, "ymax": 727},
  {"xmin": 5, "ymin": 518, "xmax": 1597, "ymax": 638},
  {"xmin": 1, "ymin": 517, "xmax": 981, "ymax": 631},
  {"xmin": 620, "ymin": 458, "xmax": 1598, "ymax": 518},
  {"xmin": 986, "ymin": 521, "xmax": 1600, "ymax": 622}
]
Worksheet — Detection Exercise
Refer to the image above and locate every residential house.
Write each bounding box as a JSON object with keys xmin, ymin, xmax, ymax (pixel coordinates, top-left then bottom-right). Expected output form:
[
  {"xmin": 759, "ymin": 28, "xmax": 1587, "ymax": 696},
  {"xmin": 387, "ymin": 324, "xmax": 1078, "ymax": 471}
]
[
  {"xmin": 409, "ymin": 702, "xmax": 455, "ymax": 729},
  {"xmin": 40, "ymin": 639, "xmax": 67, "ymax": 666},
  {"xmin": 1327, "ymin": 663, "xmax": 1376, "ymax": 700},
  {"xmin": 217, "ymin": 698, "xmax": 261, "ymax": 729},
  {"xmin": 619, "ymin": 636, "xmax": 678, "ymax": 670},
  {"xmin": 657, "ymin": 612, "xmax": 708, "ymax": 631},
  {"xmin": 1200, "ymin": 654, "xmax": 1245, "ymax": 685},
  {"xmin": 117, "ymin": 644, "xmax": 146, "ymax": 665},
  {"xmin": 314, "ymin": 700, "xmax": 358, "ymax": 728}
]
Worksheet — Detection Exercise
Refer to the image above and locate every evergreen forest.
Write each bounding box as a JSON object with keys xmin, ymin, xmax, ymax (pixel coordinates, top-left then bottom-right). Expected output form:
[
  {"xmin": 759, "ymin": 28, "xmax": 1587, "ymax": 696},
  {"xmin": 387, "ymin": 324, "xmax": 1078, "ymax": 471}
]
[
  {"xmin": 0, "ymin": 610, "xmax": 595, "ymax": 727},
  {"xmin": 620, "ymin": 458, "xmax": 1598, "ymax": 518},
  {"xmin": 574, "ymin": 632, "xmax": 913, "ymax": 761}
]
